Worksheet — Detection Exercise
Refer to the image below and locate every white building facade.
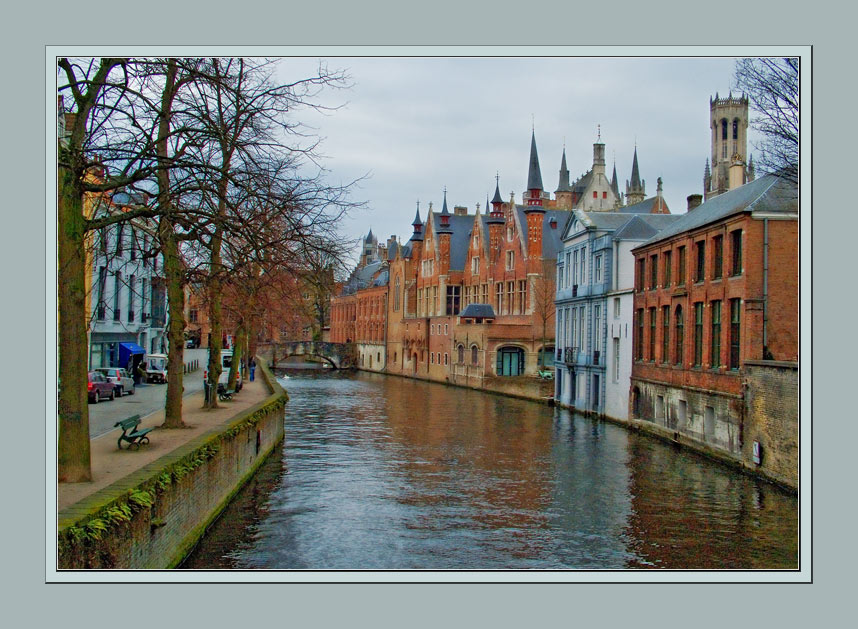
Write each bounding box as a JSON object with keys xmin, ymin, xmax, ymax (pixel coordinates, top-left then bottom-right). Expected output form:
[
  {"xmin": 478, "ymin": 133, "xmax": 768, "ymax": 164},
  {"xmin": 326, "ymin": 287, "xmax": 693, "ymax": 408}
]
[
  {"xmin": 88, "ymin": 194, "xmax": 167, "ymax": 371},
  {"xmin": 555, "ymin": 208, "xmax": 681, "ymax": 421}
]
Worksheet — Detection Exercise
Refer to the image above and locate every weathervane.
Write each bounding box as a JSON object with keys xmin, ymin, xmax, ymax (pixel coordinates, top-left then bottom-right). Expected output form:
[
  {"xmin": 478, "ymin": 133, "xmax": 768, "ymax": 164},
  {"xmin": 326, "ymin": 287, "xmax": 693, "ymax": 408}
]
[{"xmin": 597, "ymin": 124, "xmax": 601, "ymax": 142}]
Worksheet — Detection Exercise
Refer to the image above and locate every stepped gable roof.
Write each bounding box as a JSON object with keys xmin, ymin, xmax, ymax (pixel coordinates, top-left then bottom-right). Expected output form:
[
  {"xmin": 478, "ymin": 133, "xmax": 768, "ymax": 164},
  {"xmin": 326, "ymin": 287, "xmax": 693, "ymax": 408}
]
[
  {"xmin": 618, "ymin": 196, "xmax": 670, "ymax": 214},
  {"xmin": 636, "ymin": 175, "xmax": 796, "ymax": 249},
  {"xmin": 459, "ymin": 304, "xmax": 496, "ymax": 318},
  {"xmin": 612, "ymin": 213, "xmax": 683, "ymax": 241},
  {"xmin": 527, "ymin": 131, "xmax": 544, "ymax": 191},
  {"xmin": 430, "ymin": 212, "xmax": 474, "ymax": 270}
]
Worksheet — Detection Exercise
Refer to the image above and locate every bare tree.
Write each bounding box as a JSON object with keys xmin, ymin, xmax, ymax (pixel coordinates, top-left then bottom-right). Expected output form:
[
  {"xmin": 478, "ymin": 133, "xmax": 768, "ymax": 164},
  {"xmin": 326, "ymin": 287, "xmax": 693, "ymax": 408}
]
[
  {"xmin": 58, "ymin": 58, "xmax": 164, "ymax": 481},
  {"xmin": 734, "ymin": 57, "xmax": 799, "ymax": 183},
  {"xmin": 531, "ymin": 258, "xmax": 557, "ymax": 368}
]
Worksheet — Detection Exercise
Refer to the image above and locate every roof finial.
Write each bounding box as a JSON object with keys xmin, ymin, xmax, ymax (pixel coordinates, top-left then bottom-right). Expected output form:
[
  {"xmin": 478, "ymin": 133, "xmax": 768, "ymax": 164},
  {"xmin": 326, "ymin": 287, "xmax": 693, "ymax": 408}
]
[
  {"xmin": 597, "ymin": 124, "xmax": 601, "ymax": 142},
  {"xmin": 531, "ymin": 114, "xmax": 534, "ymax": 132}
]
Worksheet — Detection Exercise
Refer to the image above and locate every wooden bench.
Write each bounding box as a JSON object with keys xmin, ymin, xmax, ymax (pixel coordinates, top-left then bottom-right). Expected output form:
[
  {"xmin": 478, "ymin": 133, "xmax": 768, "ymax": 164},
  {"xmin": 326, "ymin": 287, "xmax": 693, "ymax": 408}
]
[
  {"xmin": 218, "ymin": 388, "xmax": 236, "ymax": 401},
  {"xmin": 114, "ymin": 415, "xmax": 154, "ymax": 450},
  {"xmin": 537, "ymin": 370, "xmax": 554, "ymax": 380}
]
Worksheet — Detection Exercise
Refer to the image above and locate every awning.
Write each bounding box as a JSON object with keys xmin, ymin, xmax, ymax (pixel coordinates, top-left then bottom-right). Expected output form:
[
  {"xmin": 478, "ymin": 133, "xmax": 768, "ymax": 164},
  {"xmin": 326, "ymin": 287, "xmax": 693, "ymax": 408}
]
[
  {"xmin": 119, "ymin": 342, "xmax": 146, "ymax": 354},
  {"xmin": 118, "ymin": 342, "xmax": 146, "ymax": 367}
]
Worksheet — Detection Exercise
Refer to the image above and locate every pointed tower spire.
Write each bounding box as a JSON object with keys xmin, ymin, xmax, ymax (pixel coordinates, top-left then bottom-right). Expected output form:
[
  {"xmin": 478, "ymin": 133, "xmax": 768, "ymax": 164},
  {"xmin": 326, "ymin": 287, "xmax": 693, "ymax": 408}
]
[
  {"xmin": 555, "ymin": 146, "xmax": 571, "ymax": 193},
  {"xmin": 438, "ymin": 187, "xmax": 452, "ymax": 232},
  {"xmin": 411, "ymin": 200, "xmax": 424, "ymax": 241},
  {"xmin": 527, "ymin": 130, "xmax": 544, "ymax": 191},
  {"xmin": 630, "ymin": 147, "xmax": 642, "ymax": 189},
  {"xmin": 626, "ymin": 147, "xmax": 646, "ymax": 205},
  {"xmin": 488, "ymin": 173, "xmax": 505, "ymax": 223}
]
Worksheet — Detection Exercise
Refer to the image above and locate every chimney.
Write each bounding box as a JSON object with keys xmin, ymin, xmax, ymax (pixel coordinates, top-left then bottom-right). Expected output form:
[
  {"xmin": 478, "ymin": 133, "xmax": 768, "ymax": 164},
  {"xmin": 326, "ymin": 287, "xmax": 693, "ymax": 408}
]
[
  {"xmin": 687, "ymin": 194, "xmax": 703, "ymax": 212},
  {"xmin": 453, "ymin": 205, "xmax": 468, "ymax": 216}
]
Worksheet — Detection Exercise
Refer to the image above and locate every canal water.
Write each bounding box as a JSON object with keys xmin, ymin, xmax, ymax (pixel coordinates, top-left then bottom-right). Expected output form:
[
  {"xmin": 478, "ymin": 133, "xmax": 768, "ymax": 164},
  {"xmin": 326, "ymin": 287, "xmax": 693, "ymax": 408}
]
[{"xmin": 182, "ymin": 370, "xmax": 798, "ymax": 570}]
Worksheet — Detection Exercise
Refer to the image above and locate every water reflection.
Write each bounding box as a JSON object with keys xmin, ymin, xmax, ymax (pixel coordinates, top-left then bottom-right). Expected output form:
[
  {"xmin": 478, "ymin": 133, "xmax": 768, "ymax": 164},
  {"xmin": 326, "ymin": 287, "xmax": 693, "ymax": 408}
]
[{"xmin": 183, "ymin": 370, "xmax": 797, "ymax": 570}]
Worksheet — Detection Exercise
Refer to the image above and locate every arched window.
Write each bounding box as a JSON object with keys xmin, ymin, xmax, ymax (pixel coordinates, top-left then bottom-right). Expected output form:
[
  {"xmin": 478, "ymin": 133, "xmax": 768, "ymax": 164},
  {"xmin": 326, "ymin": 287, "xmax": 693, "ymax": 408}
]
[
  {"xmin": 457, "ymin": 344, "xmax": 464, "ymax": 364},
  {"xmin": 496, "ymin": 346, "xmax": 525, "ymax": 376},
  {"xmin": 721, "ymin": 118, "xmax": 728, "ymax": 140},
  {"xmin": 471, "ymin": 345, "xmax": 479, "ymax": 366},
  {"xmin": 732, "ymin": 118, "xmax": 739, "ymax": 140},
  {"xmin": 675, "ymin": 305, "xmax": 684, "ymax": 366},
  {"xmin": 394, "ymin": 276, "xmax": 401, "ymax": 311}
]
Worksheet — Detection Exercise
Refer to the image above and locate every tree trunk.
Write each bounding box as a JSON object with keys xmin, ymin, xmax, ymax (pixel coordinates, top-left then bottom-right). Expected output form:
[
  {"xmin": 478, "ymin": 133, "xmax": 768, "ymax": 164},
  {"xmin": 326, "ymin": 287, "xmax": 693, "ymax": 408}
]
[
  {"xmin": 57, "ymin": 165, "xmax": 92, "ymax": 482},
  {"xmin": 227, "ymin": 324, "xmax": 244, "ymax": 391},
  {"xmin": 160, "ymin": 217, "xmax": 186, "ymax": 427},
  {"xmin": 155, "ymin": 58, "xmax": 186, "ymax": 428},
  {"xmin": 204, "ymin": 229, "xmax": 224, "ymax": 409}
]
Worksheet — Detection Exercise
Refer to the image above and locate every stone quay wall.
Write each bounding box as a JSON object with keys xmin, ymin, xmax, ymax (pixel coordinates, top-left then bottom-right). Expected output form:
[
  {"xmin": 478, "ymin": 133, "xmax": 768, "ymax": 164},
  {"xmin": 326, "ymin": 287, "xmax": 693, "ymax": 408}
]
[
  {"xmin": 57, "ymin": 359, "xmax": 287, "ymax": 569},
  {"xmin": 742, "ymin": 360, "xmax": 798, "ymax": 490}
]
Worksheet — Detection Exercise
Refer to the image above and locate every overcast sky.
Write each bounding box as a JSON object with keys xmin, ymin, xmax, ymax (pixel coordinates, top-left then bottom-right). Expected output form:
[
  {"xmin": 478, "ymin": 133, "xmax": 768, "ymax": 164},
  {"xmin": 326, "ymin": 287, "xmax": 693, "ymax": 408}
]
[{"xmin": 276, "ymin": 56, "xmax": 753, "ymax": 263}]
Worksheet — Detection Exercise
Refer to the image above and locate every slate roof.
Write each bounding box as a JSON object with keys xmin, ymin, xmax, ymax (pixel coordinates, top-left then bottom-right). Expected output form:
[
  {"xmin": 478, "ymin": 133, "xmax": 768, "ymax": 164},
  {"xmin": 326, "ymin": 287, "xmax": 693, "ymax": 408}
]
[
  {"xmin": 372, "ymin": 270, "xmax": 389, "ymax": 287},
  {"xmin": 460, "ymin": 304, "xmax": 496, "ymax": 318},
  {"xmin": 342, "ymin": 260, "xmax": 385, "ymax": 294},
  {"xmin": 636, "ymin": 175, "xmax": 796, "ymax": 248},
  {"xmin": 612, "ymin": 213, "xmax": 683, "ymax": 241},
  {"xmin": 430, "ymin": 212, "xmax": 475, "ymax": 271}
]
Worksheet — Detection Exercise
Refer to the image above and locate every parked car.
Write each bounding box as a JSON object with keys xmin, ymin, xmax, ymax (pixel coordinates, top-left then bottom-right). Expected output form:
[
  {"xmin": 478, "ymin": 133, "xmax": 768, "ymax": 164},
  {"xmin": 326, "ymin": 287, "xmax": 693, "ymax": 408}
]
[
  {"xmin": 144, "ymin": 354, "xmax": 168, "ymax": 383},
  {"xmin": 87, "ymin": 371, "xmax": 115, "ymax": 403},
  {"xmin": 96, "ymin": 367, "xmax": 135, "ymax": 397}
]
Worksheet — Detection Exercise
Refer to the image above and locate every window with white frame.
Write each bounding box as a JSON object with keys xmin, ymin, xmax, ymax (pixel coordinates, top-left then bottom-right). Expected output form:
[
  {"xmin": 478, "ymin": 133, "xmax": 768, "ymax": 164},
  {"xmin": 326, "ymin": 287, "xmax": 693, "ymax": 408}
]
[
  {"xmin": 595, "ymin": 255, "xmax": 603, "ymax": 283},
  {"xmin": 506, "ymin": 250, "xmax": 515, "ymax": 270},
  {"xmin": 471, "ymin": 256, "xmax": 480, "ymax": 275},
  {"xmin": 614, "ymin": 297, "xmax": 620, "ymax": 318}
]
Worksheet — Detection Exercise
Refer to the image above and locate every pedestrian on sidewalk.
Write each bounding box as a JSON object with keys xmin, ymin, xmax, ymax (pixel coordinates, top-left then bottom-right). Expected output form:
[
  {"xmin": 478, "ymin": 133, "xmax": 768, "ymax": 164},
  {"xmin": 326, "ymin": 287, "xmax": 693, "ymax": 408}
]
[{"xmin": 250, "ymin": 358, "xmax": 256, "ymax": 382}]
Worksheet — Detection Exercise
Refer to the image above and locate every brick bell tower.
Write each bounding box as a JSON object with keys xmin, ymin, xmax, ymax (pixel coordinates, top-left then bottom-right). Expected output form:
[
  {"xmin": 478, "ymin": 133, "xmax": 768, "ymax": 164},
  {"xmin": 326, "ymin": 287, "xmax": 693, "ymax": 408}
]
[
  {"xmin": 705, "ymin": 92, "xmax": 752, "ymax": 200},
  {"xmin": 523, "ymin": 131, "xmax": 546, "ymax": 257}
]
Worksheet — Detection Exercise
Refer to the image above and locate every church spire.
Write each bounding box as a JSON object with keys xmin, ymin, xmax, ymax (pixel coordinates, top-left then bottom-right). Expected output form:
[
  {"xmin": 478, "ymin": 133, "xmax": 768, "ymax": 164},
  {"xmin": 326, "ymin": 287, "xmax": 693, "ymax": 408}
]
[
  {"xmin": 411, "ymin": 201, "xmax": 424, "ymax": 241},
  {"xmin": 555, "ymin": 146, "xmax": 571, "ymax": 193},
  {"xmin": 527, "ymin": 130, "xmax": 544, "ymax": 193},
  {"xmin": 630, "ymin": 147, "xmax": 642, "ymax": 189},
  {"xmin": 626, "ymin": 147, "xmax": 646, "ymax": 205}
]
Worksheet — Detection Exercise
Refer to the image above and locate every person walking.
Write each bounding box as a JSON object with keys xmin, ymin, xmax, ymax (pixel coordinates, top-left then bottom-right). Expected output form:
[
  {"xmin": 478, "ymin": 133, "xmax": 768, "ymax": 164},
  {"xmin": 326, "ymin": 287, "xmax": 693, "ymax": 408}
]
[{"xmin": 249, "ymin": 358, "xmax": 256, "ymax": 382}]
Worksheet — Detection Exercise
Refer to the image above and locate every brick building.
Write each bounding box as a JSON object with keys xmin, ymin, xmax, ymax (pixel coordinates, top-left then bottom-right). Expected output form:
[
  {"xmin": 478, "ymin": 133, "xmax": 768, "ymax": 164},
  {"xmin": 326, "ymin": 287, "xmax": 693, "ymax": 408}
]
[{"xmin": 629, "ymin": 173, "xmax": 798, "ymax": 456}]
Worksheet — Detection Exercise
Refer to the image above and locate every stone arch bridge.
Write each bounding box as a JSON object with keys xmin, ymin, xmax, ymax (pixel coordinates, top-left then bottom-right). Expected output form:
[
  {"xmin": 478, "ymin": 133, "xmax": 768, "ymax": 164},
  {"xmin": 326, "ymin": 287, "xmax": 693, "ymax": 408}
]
[{"xmin": 258, "ymin": 341, "xmax": 357, "ymax": 370}]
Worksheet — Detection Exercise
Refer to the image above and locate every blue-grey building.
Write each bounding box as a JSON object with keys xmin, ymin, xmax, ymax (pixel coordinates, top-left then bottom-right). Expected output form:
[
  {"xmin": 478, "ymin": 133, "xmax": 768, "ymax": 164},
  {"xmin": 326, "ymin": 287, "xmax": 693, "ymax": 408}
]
[{"xmin": 554, "ymin": 191, "xmax": 682, "ymax": 419}]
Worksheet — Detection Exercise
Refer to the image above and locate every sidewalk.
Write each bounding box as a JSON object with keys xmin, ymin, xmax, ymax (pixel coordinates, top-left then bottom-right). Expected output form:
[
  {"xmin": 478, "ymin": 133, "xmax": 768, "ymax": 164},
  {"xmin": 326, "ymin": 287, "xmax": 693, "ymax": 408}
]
[{"xmin": 58, "ymin": 377, "xmax": 271, "ymax": 512}]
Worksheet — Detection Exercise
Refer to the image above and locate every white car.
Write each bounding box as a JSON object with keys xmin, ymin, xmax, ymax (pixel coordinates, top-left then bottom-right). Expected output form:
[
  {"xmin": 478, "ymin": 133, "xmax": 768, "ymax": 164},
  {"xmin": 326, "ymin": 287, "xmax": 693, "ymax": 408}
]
[
  {"xmin": 145, "ymin": 354, "xmax": 168, "ymax": 383},
  {"xmin": 96, "ymin": 367, "xmax": 135, "ymax": 396}
]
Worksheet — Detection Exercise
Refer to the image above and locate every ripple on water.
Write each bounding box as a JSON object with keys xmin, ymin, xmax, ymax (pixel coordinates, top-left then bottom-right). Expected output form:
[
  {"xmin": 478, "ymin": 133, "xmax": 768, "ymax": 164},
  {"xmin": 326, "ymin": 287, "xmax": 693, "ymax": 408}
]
[{"xmin": 183, "ymin": 370, "xmax": 798, "ymax": 570}]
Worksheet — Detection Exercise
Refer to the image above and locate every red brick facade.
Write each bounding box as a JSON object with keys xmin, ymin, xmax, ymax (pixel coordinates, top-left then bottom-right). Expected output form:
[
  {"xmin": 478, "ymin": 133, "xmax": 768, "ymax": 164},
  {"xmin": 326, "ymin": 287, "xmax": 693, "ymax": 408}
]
[{"xmin": 629, "ymin": 175, "xmax": 798, "ymax": 456}]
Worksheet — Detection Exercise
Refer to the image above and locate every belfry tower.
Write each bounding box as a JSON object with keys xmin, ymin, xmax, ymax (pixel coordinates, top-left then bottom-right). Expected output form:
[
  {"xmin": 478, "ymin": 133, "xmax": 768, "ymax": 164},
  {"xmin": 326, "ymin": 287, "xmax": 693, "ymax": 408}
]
[{"xmin": 705, "ymin": 93, "xmax": 753, "ymax": 200}]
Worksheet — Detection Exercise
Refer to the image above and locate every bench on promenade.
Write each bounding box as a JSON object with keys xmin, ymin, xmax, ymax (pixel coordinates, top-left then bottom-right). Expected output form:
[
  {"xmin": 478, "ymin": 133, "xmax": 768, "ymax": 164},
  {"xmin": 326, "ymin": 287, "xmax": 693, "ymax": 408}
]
[{"xmin": 114, "ymin": 415, "xmax": 154, "ymax": 450}]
